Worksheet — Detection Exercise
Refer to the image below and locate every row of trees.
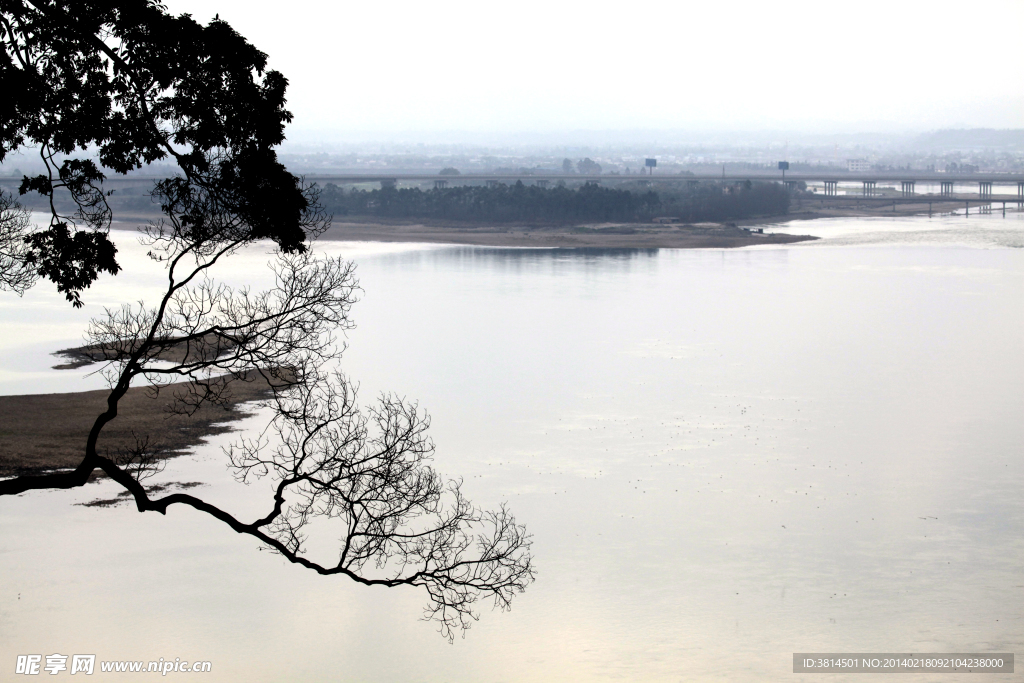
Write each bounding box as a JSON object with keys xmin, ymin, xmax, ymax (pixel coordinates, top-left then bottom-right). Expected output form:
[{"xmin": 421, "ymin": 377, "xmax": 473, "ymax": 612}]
[
  {"xmin": 1, "ymin": 0, "xmax": 531, "ymax": 639},
  {"xmin": 323, "ymin": 181, "xmax": 659, "ymax": 223},
  {"xmin": 658, "ymin": 181, "xmax": 791, "ymax": 223},
  {"xmin": 321, "ymin": 179, "xmax": 790, "ymax": 224}
]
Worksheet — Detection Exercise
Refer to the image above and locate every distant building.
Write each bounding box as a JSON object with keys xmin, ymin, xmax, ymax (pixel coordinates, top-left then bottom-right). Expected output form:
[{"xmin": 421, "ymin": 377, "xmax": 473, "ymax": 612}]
[{"xmin": 847, "ymin": 159, "xmax": 871, "ymax": 172}]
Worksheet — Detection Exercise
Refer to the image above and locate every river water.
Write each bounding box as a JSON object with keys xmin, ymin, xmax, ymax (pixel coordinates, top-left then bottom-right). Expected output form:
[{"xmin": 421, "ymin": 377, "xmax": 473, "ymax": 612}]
[{"xmin": 1, "ymin": 212, "xmax": 1022, "ymax": 681}]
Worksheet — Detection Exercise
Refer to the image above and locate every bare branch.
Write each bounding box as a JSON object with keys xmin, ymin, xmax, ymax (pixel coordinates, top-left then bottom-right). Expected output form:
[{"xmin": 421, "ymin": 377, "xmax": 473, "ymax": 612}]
[
  {"xmin": 0, "ymin": 188, "xmax": 38, "ymax": 294},
  {"xmin": 0, "ymin": 174, "xmax": 534, "ymax": 638},
  {"xmin": 226, "ymin": 371, "xmax": 534, "ymax": 639}
]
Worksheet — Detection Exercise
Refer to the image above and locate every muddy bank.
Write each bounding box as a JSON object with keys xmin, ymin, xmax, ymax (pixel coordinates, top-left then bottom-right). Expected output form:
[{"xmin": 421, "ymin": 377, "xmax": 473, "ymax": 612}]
[{"xmin": 0, "ymin": 376, "xmax": 271, "ymax": 478}]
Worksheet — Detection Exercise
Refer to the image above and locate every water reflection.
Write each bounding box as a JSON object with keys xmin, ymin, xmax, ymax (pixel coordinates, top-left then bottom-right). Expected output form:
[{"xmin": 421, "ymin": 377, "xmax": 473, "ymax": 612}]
[
  {"xmin": 369, "ymin": 244, "xmax": 663, "ymax": 275},
  {"xmin": 1, "ymin": 216, "xmax": 1022, "ymax": 682}
]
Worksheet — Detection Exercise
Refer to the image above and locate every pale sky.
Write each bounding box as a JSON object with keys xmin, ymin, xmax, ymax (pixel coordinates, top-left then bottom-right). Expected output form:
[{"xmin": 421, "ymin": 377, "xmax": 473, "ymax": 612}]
[{"xmin": 164, "ymin": 0, "xmax": 1023, "ymax": 139}]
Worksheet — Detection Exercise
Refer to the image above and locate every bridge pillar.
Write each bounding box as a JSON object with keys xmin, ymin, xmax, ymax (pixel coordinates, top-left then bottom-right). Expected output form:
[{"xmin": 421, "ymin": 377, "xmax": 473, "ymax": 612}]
[
  {"xmin": 862, "ymin": 180, "xmax": 876, "ymax": 197},
  {"xmin": 686, "ymin": 180, "xmax": 699, "ymax": 189},
  {"xmin": 784, "ymin": 181, "xmax": 798, "ymax": 192},
  {"xmin": 979, "ymin": 181, "xmax": 992, "ymax": 199},
  {"xmin": 1018, "ymin": 181, "xmax": 1023, "ymax": 208},
  {"xmin": 940, "ymin": 181, "xmax": 955, "ymax": 197},
  {"xmin": 823, "ymin": 180, "xmax": 838, "ymax": 197},
  {"xmin": 901, "ymin": 181, "xmax": 915, "ymax": 197},
  {"xmin": 380, "ymin": 178, "xmax": 397, "ymax": 190},
  {"xmin": 486, "ymin": 180, "xmax": 500, "ymax": 188},
  {"xmin": 536, "ymin": 179, "xmax": 549, "ymax": 188},
  {"xmin": 434, "ymin": 179, "xmax": 448, "ymax": 189}
]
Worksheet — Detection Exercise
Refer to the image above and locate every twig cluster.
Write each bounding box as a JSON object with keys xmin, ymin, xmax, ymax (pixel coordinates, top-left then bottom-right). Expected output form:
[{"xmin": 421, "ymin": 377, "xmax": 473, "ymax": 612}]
[{"xmin": 0, "ymin": 188, "xmax": 37, "ymax": 294}]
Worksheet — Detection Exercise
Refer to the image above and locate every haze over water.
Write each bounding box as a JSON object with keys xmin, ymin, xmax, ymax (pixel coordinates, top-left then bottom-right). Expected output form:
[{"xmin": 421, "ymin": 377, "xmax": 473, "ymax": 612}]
[{"xmin": 1, "ymin": 212, "xmax": 1022, "ymax": 681}]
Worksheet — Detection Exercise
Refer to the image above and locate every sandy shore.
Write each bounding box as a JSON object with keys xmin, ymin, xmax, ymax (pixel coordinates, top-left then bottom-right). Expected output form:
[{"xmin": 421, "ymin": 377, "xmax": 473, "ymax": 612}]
[
  {"xmin": 318, "ymin": 220, "xmax": 817, "ymax": 248},
  {"xmin": 0, "ymin": 375, "xmax": 271, "ymax": 478},
  {"xmin": 109, "ymin": 210, "xmax": 818, "ymax": 248}
]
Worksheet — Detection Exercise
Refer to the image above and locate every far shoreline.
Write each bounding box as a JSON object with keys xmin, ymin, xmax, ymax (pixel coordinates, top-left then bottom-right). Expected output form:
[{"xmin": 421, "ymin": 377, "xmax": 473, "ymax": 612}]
[
  {"xmin": 315, "ymin": 220, "xmax": 817, "ymax": 249},
  {"xmin": 110, "ymin": 213, "xmax": 818, "ymax": 249},
  {"xmin": 108, "ymin": 198, "xmax": 981, "ymax": 250}
]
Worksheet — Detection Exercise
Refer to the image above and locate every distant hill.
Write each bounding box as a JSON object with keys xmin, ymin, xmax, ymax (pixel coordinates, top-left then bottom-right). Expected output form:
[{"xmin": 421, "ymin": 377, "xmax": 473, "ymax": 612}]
[{"xmin": 913, "ymin": 129, "xmax": 1024, "ymax": 150}]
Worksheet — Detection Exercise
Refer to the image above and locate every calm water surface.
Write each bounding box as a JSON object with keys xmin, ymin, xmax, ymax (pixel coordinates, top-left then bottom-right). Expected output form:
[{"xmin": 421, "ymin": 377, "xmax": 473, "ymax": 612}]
[{"xmin": 1, "ymin": 212, "xmax": 1022, "ymax": 681}]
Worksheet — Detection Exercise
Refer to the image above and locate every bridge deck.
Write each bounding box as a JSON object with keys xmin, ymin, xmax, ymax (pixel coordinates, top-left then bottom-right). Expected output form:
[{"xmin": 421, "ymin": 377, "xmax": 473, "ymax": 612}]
[{"xmin": 3, "ymin": 173, "xmax": 1023, "ymax": 186}]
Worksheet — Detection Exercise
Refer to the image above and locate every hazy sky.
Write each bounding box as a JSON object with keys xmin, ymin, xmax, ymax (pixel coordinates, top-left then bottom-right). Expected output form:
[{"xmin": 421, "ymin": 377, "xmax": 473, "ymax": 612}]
[{"xmin": 164, "ymin": 0, "xmax": 1023, "ymax": 139}]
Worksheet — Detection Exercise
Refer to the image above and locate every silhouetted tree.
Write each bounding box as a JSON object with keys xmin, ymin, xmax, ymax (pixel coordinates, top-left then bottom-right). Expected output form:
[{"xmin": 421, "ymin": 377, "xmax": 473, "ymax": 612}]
[
  {"xmin": 0, "ymin": 0, "xmax": 534, "ymax": 639},
  {"xmin": 1, "ymin": 0, "xmax": 310, "ymax": 306},
  {"xmin": 0, "ymin": 176, "xmax": 534, "ymax": 640},
  {"xmin": 561, "ymin": 158, "xmax": 574, "ymax": 173}
]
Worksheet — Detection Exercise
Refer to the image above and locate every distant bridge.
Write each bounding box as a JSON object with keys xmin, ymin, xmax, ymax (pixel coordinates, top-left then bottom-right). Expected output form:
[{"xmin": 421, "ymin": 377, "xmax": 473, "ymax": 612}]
[
  {"xmin": 279, "ymin": 172, "xmax": 1024, "ymax": 202},
  {"xmin": 4, "ymin": 171, "xmax": 1023, "ymax": 202},
  {"xmin": 295, "ymin": 171, "xmax": 1024, "ymax": 185}
]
